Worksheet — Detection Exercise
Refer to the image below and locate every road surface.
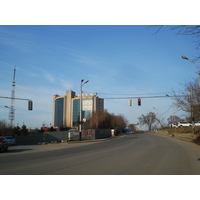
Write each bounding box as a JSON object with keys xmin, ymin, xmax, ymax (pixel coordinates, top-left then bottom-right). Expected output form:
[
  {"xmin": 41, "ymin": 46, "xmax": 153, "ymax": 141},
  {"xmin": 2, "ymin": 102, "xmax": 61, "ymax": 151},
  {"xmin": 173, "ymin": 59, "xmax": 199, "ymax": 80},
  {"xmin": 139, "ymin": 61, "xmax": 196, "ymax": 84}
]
[{"xmin": 1, "ymin": 133, "xmax": 200, "ymax": 175}]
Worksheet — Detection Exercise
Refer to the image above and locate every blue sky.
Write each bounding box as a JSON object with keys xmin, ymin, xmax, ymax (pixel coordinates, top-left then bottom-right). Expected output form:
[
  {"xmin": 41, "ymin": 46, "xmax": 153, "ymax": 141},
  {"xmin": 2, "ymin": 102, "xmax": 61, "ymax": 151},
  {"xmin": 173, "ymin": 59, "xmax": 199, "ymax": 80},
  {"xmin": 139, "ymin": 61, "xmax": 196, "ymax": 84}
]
[{"xmin": 0, "ymin": 25, "xmax": 199, "ymax": 129}]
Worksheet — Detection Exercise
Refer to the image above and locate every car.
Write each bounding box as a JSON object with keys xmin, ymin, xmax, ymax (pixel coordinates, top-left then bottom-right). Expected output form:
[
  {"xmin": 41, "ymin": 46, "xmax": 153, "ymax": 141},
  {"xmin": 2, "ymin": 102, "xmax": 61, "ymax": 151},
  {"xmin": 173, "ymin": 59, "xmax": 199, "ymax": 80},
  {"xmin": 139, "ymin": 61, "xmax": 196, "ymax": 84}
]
[
  {"xmin": 195, "ymin": 122, "xmax": 200, "ymax": 126},
  {"xmin": 0, "ymin": 137, "xmax": 8, "ymax": 153},
  {"xmin": 4, "ymin": 136, "xmax": 16, "ymax": 145},
  {"xmin": 171, "ymin": 123, "xmax": 178, "ymax": 128},
  {"xmin": 177, "ymin": 122, "xmax": 192, "ymax": 128}
]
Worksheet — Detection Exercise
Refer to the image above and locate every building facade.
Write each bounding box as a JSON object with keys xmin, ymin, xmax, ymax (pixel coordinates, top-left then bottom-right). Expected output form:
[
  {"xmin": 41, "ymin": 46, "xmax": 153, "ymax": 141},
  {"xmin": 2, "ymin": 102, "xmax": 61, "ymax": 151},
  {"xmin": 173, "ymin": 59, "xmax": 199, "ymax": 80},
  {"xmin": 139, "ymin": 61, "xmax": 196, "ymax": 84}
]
[{"xmin": 52, "ymin": 91, "xmax": 104, "ymax": 129}]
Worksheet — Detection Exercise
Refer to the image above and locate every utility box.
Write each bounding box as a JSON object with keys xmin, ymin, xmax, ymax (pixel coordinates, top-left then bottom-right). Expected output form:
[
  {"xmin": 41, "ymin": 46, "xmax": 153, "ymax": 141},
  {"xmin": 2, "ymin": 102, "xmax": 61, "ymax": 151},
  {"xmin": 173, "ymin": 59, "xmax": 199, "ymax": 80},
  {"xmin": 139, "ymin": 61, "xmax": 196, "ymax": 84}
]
[
  {"xmin": 111, "ymin": 129, "xmax": 116, "ymax": 137},
  {"xmin": 68, "ymin": 132, "xmax": 73, "ymax": 141}
]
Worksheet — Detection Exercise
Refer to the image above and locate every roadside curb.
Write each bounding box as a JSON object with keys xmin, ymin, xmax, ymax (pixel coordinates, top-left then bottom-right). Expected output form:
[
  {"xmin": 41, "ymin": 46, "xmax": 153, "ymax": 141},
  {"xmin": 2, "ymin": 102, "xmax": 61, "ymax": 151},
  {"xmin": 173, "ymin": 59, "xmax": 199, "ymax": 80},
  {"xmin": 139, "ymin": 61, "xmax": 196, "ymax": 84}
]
[{"xmin": 66, "ymin": 136, "xmax": 119, "ymax": 143}]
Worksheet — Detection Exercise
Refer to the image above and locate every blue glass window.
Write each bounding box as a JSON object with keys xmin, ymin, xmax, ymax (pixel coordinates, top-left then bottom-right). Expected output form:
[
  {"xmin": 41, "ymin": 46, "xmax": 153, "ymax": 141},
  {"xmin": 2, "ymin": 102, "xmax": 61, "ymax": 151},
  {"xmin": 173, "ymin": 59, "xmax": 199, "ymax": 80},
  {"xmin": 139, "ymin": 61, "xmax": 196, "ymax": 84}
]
[
  {"xmin": 73, "ymin": 99, "xmax": 80, "ymax": 126},
  {"xmin": 54, "ymin": 98, "xmax": 64, "ymax": 127}
]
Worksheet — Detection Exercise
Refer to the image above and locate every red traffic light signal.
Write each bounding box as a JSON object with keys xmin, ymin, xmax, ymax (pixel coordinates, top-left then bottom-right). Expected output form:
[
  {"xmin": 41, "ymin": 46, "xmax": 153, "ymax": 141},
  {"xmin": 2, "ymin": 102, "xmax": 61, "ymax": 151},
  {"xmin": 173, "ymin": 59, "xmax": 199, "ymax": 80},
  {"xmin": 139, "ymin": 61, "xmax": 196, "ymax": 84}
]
[{"xmin": 138, "ymin": 98, "xmax": 141, "ymax": 106}]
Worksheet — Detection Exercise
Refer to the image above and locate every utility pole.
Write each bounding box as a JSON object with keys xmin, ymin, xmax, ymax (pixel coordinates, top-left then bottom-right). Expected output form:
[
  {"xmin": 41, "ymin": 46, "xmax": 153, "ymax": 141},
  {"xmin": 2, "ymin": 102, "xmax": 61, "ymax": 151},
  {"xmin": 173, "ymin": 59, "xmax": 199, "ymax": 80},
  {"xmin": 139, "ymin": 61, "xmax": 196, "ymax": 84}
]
[
  {"xmin": 182, "ymin": 55, "xmax": 200, "ymax": 87},
  {"xmin": 190, "ymin": 86, "xmax": 195, "ymax": 134},
  {"xmin": 9, "ymin": 67, "xmax": 16, "ymax": 128},
  {"xmin": 79, "ymin": 79, "xmax": 89, "ymax": 141},
  {"xmin": 172, "ymin": 102, "xmax": 177, "ymax": 135}
]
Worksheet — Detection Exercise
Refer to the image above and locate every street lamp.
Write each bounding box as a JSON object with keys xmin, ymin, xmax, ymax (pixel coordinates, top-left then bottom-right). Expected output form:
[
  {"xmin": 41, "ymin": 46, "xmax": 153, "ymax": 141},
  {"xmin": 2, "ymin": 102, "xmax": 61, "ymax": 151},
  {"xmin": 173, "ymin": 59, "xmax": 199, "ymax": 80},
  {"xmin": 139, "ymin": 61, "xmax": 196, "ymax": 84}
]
[
  {"xmin": 182, "ymin": 55, "xmax": 200, "ymax": 87},
  {"xmin": 182, "ymin": 55, "xmax": 199, "ymax": 134},
  {"xmin": 79, "ymin": 79, "xmax": 89, "ymax": 140},
  {"xmin": 182, "ymin": 55, "xmax": 189, "ymax": 60}
]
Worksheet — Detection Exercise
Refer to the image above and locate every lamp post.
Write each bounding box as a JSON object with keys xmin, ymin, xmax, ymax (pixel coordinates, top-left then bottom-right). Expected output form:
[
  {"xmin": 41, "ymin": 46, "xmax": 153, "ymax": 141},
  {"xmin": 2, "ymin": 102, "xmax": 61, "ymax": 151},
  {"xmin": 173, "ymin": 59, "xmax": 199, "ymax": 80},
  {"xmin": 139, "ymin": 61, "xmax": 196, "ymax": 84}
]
[
  {"xmin": 5, "ymin": 105, "xmax": 15, "ymax": 127},
  {"xmin": 79, "ymin": 79, "xmax": 89, "ymax": 140},
  {"xmin": 182, "ymin": 55, "xmax": 199, "ymax": 134}
]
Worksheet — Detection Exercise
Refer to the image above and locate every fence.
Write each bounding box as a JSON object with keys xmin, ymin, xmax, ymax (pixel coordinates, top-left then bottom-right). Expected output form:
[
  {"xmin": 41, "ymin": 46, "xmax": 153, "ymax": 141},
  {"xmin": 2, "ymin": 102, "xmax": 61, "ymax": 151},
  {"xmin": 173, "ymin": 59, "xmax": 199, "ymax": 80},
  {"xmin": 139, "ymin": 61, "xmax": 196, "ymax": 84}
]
[{"xmin": 15, "ymin": 129, "xmax": 116, "ymax": 145}]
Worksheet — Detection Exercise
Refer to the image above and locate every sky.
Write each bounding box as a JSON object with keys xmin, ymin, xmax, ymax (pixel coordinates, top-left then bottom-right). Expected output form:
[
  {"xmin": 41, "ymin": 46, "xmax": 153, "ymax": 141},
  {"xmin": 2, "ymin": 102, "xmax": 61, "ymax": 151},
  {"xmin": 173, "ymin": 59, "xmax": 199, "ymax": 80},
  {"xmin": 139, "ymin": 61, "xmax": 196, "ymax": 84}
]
[
  {"xmin": 0, "ymin": 25, "xmax": 199, "ymax": 129},
  {"xmin": 1, "ymin": 1, "xmax": 199, "ymax": 195}
]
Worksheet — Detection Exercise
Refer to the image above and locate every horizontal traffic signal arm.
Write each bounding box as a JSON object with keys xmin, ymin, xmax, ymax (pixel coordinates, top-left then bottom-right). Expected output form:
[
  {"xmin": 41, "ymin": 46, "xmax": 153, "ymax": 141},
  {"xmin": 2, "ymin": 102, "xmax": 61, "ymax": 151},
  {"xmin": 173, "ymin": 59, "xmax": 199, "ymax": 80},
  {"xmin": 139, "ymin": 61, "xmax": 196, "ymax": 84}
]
[
  {"xmin": 0, "ymin": 96, "xmax": 33, "ymax": 110},
  {"xmin": 103, "ymin": 95, "xmax": 185, "ymax": 99}
]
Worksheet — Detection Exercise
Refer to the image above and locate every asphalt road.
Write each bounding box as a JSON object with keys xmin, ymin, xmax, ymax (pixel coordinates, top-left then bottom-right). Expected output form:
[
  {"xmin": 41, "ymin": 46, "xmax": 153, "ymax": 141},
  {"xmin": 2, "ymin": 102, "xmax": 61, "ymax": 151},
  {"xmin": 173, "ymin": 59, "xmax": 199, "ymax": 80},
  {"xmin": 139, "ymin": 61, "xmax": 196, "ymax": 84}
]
[{"xmin": 1, "ymin": 133, "xmax": 200, "ymax": 175}]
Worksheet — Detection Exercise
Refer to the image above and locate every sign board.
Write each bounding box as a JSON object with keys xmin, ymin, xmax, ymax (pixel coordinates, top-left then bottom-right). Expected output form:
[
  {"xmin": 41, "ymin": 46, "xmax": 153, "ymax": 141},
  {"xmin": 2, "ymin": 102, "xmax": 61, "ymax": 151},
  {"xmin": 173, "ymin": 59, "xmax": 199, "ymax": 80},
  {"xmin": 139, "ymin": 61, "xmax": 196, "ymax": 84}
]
[{"xmin": 43, "ymin": 127, "xmax": 48, "ymax": 132}]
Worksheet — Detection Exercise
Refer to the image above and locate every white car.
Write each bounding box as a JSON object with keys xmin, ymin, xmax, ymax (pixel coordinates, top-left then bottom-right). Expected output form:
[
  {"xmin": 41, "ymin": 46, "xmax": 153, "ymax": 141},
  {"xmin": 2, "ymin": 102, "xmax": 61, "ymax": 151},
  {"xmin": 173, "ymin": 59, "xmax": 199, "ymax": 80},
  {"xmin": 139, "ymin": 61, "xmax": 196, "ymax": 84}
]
[
  {"xmin": 195, "ymin": 122, "xmax": 200, "ymax": 126},
  {"xmin": 177, "ymin": 122, "xmax": 192, "ymax": 128},
  {"xmin": 171, "ymin": 123, "xmax": 178, "ymax": 128},
  {"xmin": 4, "ymin": 136, "xmax": 16, "ymax": 145}
]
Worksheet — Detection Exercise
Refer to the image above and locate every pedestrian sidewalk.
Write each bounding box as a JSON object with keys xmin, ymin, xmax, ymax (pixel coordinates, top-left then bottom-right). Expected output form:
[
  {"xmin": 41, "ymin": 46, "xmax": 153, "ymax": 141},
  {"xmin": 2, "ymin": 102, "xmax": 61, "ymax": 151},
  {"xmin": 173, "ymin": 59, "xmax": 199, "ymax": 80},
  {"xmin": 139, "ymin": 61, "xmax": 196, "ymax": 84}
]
[{"xmin": 4, "ymin": 136, "xmax": 116, "ymax": 156}]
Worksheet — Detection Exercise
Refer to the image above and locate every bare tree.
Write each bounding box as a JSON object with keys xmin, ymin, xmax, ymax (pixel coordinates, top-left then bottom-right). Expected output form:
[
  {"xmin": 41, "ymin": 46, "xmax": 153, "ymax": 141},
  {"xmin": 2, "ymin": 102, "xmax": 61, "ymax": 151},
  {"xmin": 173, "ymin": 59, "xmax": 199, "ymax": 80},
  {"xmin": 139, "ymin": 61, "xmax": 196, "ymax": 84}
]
[
  {"xmin": 156, "ymin": 115, "xmax": 166, "ymax": 129},
  {"xmin": 170, "ymin": 25, "xmax": 200, "ymax": 50},
  {"xmin": 150, "ymin": 25, "xmax": 200, "ymax": 63},
  {"xmin": 111, "ymin": 114, "xmax": 128, "ymax": 132},
  {"xmin": 128, "ymin": 124, "xmax": 136, "ymax": 132},
  {"xmin": 172, "ymin": 78, "xmax": 200, "ymax": 121},
  {"xmin": 150, "ymin": 25, "xmax": 200, "ymax": 50},
  {"xmin": 138, "ymin": 112, "xmax": 157, "ymax": 131},
  {"xmin": 167, "ymin": 115, "xmax": 182, "ymax": 124},
  {"xmin": 90, "ymin": 110, "xmax": 128, "ymax": 132},
  {"xmin": 0, "ymin": 120, "xmax": 11, "ymax": 136}
]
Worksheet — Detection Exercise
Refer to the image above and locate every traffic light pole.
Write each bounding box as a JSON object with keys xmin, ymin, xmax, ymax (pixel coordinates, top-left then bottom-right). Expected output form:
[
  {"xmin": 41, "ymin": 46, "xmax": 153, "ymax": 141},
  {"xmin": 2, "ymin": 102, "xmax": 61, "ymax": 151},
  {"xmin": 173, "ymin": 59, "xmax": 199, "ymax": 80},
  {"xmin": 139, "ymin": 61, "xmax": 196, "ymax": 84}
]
[
  {"xmin": 103, "ymin": 95, "xmax": 180, "ymax": 99},
  {"xmin": 0, "ymin": 96, "xmax": 33, "ymax": 110},
  {"xmin": 190, "ymin": 86, "xmax": 195, "ymax": 134}
]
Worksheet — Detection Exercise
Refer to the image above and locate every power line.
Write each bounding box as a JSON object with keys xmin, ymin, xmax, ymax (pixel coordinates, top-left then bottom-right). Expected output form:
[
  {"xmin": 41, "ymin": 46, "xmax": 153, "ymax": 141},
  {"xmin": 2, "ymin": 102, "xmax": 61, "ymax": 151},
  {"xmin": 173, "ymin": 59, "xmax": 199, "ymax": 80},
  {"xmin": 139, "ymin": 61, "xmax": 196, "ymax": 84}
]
[{"xmin": 161, "ymin": 105, "xmax": 173, "ymax": 115}]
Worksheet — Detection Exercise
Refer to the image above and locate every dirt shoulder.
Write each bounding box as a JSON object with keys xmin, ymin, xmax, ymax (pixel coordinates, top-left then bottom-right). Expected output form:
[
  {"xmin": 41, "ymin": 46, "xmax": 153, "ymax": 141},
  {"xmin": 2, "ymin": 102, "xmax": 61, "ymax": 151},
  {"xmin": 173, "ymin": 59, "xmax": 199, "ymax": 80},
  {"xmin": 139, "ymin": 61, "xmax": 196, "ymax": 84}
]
[{"xmin": 149, "ymin": 128, "xmax": 200, "ymax": 144}]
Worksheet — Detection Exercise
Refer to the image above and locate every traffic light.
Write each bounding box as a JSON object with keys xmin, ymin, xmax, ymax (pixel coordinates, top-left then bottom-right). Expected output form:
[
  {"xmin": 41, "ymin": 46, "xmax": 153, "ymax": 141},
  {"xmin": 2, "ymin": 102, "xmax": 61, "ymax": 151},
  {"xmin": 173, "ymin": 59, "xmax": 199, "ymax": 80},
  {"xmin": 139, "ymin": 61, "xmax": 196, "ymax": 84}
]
[
  {"xmin": 138, "ymin": 98, "xmax": 141, "ymax": 106},
  {"xmin": 28, "ymin": 100, "xmax": 33, "ymax": 110},
  {"xmin": 129, "ymin": 99, "xmax": 132, "ymax": 106}
]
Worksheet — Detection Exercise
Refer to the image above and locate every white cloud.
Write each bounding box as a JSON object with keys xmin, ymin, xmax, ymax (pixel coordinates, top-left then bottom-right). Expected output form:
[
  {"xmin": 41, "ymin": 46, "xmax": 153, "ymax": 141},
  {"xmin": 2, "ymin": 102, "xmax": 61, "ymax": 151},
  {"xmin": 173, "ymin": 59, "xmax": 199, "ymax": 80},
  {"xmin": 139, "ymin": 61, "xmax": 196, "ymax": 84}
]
[
  {"xmin": 29, "ymin": 66, "xmax": 55, "ymax": 83},
  {"xmin": 56, "ymin": 45, "xmax": 109, "ymax": 72},
  {"xmin": 59, "ymin": 79, "xmax": 73, "ymax": 90},
  {"xmin": 44, "ymin": 71, "xmax": 55, "ymax": 83},
  {"xmin": 0, "ymin": 26, "xmax": 36, "ymax": 53},
  {"xmin": 77, "ymin": 55, "xmax": 107, "ymax": 70}
]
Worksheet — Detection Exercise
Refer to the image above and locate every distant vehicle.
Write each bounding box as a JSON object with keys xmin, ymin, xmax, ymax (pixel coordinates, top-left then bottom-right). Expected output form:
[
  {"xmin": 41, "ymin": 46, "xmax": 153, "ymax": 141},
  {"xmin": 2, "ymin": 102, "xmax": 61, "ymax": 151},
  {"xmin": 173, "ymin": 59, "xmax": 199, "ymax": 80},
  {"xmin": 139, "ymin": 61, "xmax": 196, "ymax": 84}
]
[
  {"xmin": 4, "ymin": 136, "xmax": 16, "ymax": 145},
  {"xmin": 0, "ymin": 137, "xmax": 8, "ymax": 152},
  {"xmin": 171, "ymin": 123, "xmax": 178, "ymax": 128},
  {"xmin": 177, "ymin": 122, "xmax": 192, "ymax": 128},
  {"xmin": 195, "ymin": 122, "xmax": 200, "ymax": 126}
]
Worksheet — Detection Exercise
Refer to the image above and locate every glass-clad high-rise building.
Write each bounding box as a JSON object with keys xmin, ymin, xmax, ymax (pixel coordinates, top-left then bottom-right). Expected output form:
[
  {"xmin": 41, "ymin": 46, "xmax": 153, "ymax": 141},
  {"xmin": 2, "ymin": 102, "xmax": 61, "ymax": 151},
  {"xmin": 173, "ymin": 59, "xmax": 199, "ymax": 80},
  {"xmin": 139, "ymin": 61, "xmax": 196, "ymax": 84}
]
[
  {"xmin": 72, "ymin": 99, "xmax": 80, "ymax": 126},
  {"xmin": 54, "ymin": 97, "xmax": 64, "ymax": 127},
  {"xmin": 52, "ymin": 91, "xmax": 104, "ymax": 129}
]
